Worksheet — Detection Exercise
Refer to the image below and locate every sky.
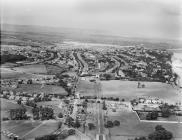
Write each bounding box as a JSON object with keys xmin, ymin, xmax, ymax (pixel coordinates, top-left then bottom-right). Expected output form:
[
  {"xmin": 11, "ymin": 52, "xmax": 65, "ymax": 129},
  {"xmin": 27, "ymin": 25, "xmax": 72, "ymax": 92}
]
[{"xmin": 1, "ymin": 0, "xmax": 182, "ymax": 40}]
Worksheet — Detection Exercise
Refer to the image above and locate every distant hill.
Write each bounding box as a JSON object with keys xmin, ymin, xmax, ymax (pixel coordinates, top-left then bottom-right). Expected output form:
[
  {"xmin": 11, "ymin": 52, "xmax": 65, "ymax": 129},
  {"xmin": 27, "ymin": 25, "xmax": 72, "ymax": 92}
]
[{"xmin": 1, "ymin": 24, "xmax": 181, "ymax": 49}]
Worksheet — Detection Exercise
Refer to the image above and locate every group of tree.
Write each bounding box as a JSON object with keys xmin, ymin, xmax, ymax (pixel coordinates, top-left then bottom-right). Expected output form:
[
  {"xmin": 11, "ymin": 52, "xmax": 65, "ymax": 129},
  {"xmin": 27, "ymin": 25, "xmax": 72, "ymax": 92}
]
[
  {"xmin": 58, "ymin": 112, "xmax": 63, "ymax": 118},
  {"xmin": 57, "ymin": 129, "xmax": 76, "ymax": 139},
  {"xmin": 132, "ymin": 125, "xmax": 173, "ymax": 140},
  {"xmin": 88, "ymin": 123, "xmax": 95, "ymax": 130},
  {"xmin": 9, "ymin": 108, "xmax": 28, "ymax": 120},
  {"xmin": 32, "ymin": 106, "xmax": 54, "ymax": 120},
  {"xmin": 25, "ymin": 100, "xmax": 37, "ymax": 108},
  {"xmin": 146, "ymin": 111, "xmax": 158, "ymax": 120},
  {"xmin": 57, "ymin": 76, "xmax": 73, "ymax": 96},
  {"xmin": 159, "ymin": 103, "xmax": 174, "ymax": 118},
  {"xmin": 1, "ymin": 54, "xmax": 27, "ymax": 64},
  {"xmin": 35, "ymin": 128, "xmax": 76, "ymax": 140},
  {"xmin": 65, "ymin": 116, "xmax": 81, "ymax": 128},
  {"xmin": 103, "ymin": 100, "xmax": 107, "ymax": 110},
  {"xmin": 101, "ymin": 97, "xmax": 120, "ymax": 101},
  {"xmin": 148, "ymin": 125, "xmax": 173, "ymax": 140},
  {"xmin": 35, "ymin": 134, "xmax": 57, "ymax": 140},
  {"xmin": 104, "ymin": 120, "xmax": 120, "ymax": 128}
]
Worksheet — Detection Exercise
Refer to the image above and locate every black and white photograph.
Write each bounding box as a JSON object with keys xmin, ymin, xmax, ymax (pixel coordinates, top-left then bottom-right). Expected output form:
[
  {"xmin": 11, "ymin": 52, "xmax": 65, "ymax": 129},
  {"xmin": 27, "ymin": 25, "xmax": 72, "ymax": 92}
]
[{"xmin": 1, "ymin": 0, "xmax": 182, "ymax": 140}]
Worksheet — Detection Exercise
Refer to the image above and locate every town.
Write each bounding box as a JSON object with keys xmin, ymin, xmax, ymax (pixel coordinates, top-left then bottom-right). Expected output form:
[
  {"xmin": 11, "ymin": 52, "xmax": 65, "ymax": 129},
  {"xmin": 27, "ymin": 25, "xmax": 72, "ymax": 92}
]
[{"xmin": 1, "ymin": 33, "xmax": 182, "ymax": 140}]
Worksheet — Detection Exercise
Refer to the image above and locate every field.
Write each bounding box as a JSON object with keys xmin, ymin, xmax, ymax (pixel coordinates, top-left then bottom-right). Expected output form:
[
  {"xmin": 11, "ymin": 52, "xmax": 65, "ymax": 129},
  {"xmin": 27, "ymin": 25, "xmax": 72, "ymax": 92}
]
[
  {"xmin": 13, "ymin": 64, "xmax": 47, "ymax": 74},
  {"xmin": 1, "ymin": 120, "xmax": 42, "ymax": 138},
  {"xmin": 1, "ymin": 98, "xmax": 24, "ymax": 120},
  {"xmin": 107, "ymin": 110, "xmax": 182, "ymax": 140},
  {"xmin": 24, "ymin": 120, "xmax": 59, "ymax": 139},
  {"xmin": 0, "ymin": 67, "xmax": 32, "ymax": 79},
  {"xmin": 46, "ymin": 64, "xmax": 68, "ymax": 75},
  {"xmin": 13, "ymin": 84, "xmax": 68, "ymax": 95},
  {"xmin": 101, "ymin": 80, "xmax": 181, "ymax": 104},
  {"xmin": 76, "ymin": 79, "xmax": 97, "ymax": 96}
]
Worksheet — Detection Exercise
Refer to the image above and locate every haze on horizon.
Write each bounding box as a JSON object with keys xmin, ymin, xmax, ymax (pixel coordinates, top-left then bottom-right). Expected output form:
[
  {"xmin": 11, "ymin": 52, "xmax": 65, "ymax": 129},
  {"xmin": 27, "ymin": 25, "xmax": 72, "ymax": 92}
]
[{"xmin": 1, "ymin": 0, "xmax": 182, "ymax": 41}]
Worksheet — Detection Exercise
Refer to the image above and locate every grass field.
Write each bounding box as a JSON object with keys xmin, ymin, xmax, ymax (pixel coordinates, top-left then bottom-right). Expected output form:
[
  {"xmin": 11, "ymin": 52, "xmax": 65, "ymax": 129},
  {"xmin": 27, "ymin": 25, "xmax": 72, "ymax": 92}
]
[
  {"xmin": 13, "ymin": 84, "xmax": 68, "ymax": 95},
  {"xmin": 101, "ymin": 80, "xmax": 181, "ymax": 104}
]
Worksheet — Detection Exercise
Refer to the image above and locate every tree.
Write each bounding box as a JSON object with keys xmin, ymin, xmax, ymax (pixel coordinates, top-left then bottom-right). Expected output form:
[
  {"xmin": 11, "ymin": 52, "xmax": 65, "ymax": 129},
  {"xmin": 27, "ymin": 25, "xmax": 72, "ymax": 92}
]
[
  {"xmin": 58, "ymin": 112, "xmax": 63, "ymax": 118},
  {"xmin": 159, "ymin": 103, "xmax": 172, "ymax": 118},
  {"xmin": 135, "ymin": 137, "xmax": 147, "ymax": 140},
  {"xmin": 113, "ymin": 120, "xmax": 120, "ymax": 126},
  {"xmin": 35, "ymin": 134, "xmax": 57, "ymax": 140},
  {"xmin": 88, "ymin": 123, "xmax": 95, "ymax": 130},
  {"xmin": 148, "ymin": 125, "xmax": 173, "ymax": 140},
  {"xmin": 58, "ymin": 122, "xmax": 62, "ymax": 129},
  {"xmin": 10, "ymin": 108, "xmax": 28, "ymax": 120},
  {"xmin": 68, "ymin": 129, "xmax": 75, "ymax": 135},
  {"xmin": 65, "ymin": 116, "xmax": 74, "ymax": 127},
  {"xmin": 74, "ymin": 119, "xmax": 81, "ymax": 128},
  {"xmin": 103, "ymin": 100, "xmax": 107, "ymax": 110},
  {"xmin": 105, "ymin": 121, "xmax": 113, "ymax": 128},
  {"xmin": 155, "ymin": 125, "xmax": 165, "ymax": 131}
]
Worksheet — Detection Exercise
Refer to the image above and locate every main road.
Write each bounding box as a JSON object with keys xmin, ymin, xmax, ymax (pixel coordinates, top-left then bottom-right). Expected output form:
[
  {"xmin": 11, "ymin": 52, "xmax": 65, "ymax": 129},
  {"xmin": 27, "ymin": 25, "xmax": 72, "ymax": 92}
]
[{"xmin": 95, "ymin": 80, "xmax": 107, "ymax": 140}]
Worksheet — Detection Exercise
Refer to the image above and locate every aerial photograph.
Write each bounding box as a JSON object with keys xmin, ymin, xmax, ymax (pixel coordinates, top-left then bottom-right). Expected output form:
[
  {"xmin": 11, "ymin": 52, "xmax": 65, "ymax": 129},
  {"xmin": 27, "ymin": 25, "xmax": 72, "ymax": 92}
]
[{"xmin": 1, "ymin": 0, "xmax": 182, "ymax": 140}]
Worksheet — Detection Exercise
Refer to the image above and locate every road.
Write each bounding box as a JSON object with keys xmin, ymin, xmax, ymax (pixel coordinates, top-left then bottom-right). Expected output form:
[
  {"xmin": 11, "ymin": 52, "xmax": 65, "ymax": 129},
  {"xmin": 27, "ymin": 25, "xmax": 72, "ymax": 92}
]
[{"xmin": 95, "ymin": 80, "xmax": 106, "ymax": 140}]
